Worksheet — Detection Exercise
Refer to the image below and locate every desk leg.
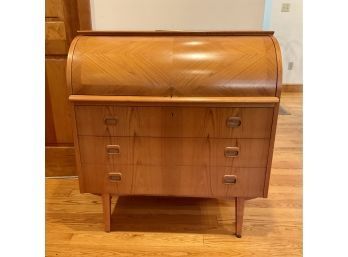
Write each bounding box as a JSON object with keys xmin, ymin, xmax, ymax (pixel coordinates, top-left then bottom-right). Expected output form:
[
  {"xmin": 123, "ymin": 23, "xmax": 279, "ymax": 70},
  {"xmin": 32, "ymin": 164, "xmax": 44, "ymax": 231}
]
[
  {"xmin": 102, "ymin": 193, "xmax": 111, "ymax": 232},
  {"xmin": 235, "ymin": 197, "xmax": 245, "ymax": 238}
]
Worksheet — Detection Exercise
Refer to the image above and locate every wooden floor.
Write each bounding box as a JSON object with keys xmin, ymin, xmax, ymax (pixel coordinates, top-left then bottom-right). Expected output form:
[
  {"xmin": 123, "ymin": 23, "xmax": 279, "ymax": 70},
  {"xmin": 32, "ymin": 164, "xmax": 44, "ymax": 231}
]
[{"xmin": 46, "ymin": 92, "xmax": 302, "ymax": 257}]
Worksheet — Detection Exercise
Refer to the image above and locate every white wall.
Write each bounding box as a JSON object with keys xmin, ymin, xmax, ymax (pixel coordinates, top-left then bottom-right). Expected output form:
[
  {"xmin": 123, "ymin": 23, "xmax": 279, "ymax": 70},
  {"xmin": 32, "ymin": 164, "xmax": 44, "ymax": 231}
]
[
  {"xmin": 267, "ymin": 0, "xmax": 303, "ymax": 84},
  {"xmin": 90, "ymin": 0, "xmax": 302, "ymax": 84},
  {"xmin": 91, "ymin": 0, "xmax": 265, "ymax": 30}
]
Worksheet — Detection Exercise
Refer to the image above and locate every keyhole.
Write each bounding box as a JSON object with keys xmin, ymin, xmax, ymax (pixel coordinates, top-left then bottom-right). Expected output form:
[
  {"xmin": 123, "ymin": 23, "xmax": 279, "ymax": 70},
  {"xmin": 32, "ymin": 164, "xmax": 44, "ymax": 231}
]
[{"xmin": 171, "ymin": 112, "xmax": 174, "ymax": 117}]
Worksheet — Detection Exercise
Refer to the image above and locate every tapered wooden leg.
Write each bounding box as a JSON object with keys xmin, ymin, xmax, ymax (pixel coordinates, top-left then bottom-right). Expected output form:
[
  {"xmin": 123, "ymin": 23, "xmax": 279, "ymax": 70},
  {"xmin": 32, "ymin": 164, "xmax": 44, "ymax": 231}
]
[
  {"xmin": 102, "ymin": 193, "xmax": 111, "ymax": 232},
  {"xmin": 235, "ymin": 197, "xmax": 245, "ymax": 238}
]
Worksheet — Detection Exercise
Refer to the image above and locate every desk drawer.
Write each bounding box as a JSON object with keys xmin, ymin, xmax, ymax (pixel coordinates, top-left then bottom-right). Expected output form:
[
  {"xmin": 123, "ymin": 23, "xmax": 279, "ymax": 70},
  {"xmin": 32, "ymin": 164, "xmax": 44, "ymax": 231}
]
[
  {"xmin": 79, "ymin": 136, "xmax": 133, "ymax": 165},
  {"xmin": 130, "ymin": 166, "xmax": 265, "ymax": 198},
  {"xmin": 78, "ymin": 136, "xmax": 269, "ymax": 168},
  {"xmin": 81, "ymin": 164, "xmax": 265, "ymax": 198},
  {"xmin": 75, "ymin": 106, "xmax": 273, "ymax": 138}
]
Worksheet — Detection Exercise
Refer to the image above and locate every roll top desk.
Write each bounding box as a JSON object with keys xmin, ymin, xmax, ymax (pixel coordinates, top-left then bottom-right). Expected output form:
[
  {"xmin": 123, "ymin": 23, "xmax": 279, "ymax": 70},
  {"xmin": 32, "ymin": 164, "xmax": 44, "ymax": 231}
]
[{"xmin": 67, "ymin": 31, "xmax": 282, "ymax": 237}]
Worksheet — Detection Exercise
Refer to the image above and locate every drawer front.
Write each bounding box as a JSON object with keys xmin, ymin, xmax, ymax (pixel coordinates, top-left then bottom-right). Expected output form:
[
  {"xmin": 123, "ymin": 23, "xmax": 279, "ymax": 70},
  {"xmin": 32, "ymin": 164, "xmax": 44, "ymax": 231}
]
[
  {"xmin": 79, "ymin": 136, "xmax": 133, "ymax": 165},
  {"xmin": 134, "ymin": 137, "xmax": 269, "ymax": 167},
  {"xmin": 75, "ymin": 106, "xmax": 273, "ymax": 138},
  {"xmin": 81, "ymin": 165, "xmax": 265, "ymax": 198},
  {"xmin": 131, "ymin": 166, "xmax": 265, "ymax": 198},
  {"xmin": 78, "ymin": 136, "xmax": 269, "ymax": 168},
  {"xmin": 210, "ymin": 138, "xmax": 269, "ymax": 167},
  {"xmin": 81, "ymin": 165, "xmax": 132, "ymax": 194}
]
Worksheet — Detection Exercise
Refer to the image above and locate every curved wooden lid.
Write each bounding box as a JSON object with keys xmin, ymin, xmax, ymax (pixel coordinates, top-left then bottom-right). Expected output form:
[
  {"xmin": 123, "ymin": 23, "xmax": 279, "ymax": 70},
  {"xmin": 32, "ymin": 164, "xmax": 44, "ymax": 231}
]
[{"xmin": 67, "ymin": 31, "xmax": 281, "ymax": 97}]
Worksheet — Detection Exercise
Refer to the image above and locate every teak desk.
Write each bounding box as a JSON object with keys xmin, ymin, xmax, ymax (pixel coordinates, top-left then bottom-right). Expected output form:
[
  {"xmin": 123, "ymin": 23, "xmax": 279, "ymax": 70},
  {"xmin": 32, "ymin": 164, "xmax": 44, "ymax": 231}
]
[{"xmin": 67, "ymin": 31, "xmax": 282, "ymax": 237}]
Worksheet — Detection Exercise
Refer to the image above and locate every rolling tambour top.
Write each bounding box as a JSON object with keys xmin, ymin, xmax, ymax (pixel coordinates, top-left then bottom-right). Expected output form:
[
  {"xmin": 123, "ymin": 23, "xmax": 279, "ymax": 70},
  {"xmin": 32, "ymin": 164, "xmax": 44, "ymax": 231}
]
[{"xmin": 67, "ymin": 31, "xmax": 281, "ymax": 97}]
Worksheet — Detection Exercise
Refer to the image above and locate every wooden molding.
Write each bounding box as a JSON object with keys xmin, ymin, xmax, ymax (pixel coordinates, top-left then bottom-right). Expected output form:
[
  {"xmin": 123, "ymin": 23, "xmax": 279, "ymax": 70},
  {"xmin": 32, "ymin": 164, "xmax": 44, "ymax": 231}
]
[
  {"xmin": 282, "ymin": 84, "xmax": 303, "ymax": 92},
  {"xmin": 77, "ymin": 30, "xmax": 275, "ymax": 36},
  {"xmin": 69, "ymin": 95, "xmax": 280, "ymax": 104},
  {"xmin": 46, "ymin": 146, "xmax": 76, "ymax": 177}
]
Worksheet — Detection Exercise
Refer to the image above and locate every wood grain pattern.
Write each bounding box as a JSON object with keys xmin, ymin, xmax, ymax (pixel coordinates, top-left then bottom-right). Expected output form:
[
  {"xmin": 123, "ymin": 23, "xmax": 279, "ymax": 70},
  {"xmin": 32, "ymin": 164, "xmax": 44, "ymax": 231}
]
[
  {"xmin": 78, "ymin": 136, "xmax": 269, "ymax": 168},
  {"xmin": 45, "ymin": 0, "xmax": 90, "ymax": 148},
  {"xmin": 77, "ymin": 31, "xmax": 275, "ymax": 36},
  {"xmin": 132, "ymin": 166, "xmax": 265, "ymax": 198},
  {"xmin": 46, "ymin": 92, "xmax": 301, "ymax": 256},
  {"xmin": 45, "ymin": 21, "xmax": 67, "ymax": 55},
  {"xmin": 263, "ymin": 36, "xmax": 283, "ymax": 196},
  {"xmin": 69, "ymin": 95, "xmax": 279, "ymax": 104},
  {"xmin": 76, "ymin": 0, "xmax": 92, "ymax": 30},
  {"xmin": 270, "ymin": 36, "xmax": 282, "ymax": 98},
  {"xmin": 79, "ymin": 136, "xmax": 132, "ymax": 166},
  {"xmin": 45, "ymin": 0, "xmax": 82, "ymax": 54},
  {"xmin": 235, "ymin": 197, "xmax": 245, "ymax": 237},
  {"xmin": 45, "ymin": 0, "xmax": 63, "ymax": 18},
  {"xmin": 60, "ymin": 0, "xmax": 80, "ymax": 45},
  {"xmin": 69, "ymin": 83, "xmax": 85, "ymax": 191},
  {"xmin": 45, "ymin": 77, "xmax": 56, "ymax": 144},
  {"xmin": 102, "ymin": 194, "xmax": 111, "ymax": 232},
  {"xmin": 69, "ymin": 35, "xmax": 278, "ymax": 96},
  {"xmin": 75, "ymin": 106, "xmax": 273, "ymax": 138},
  {"xmin": 81, "ymin": 165, "xmax": 265, "ymax": 198},
  {"xmin": 282, "ymin": 84, "xmax": 303, "ymax": 92},
  {"xmin": 45, "ymin": 146, "xmax": 76, "ymax": 177},
  {"xmin": 46, "ymin": 58, "xmax": 73, "ymax": 143},
  {"xmin": 66, "ymin": 32, "xmax": 282, "ymax": 237},
  {"xmin": 264, "ymin": 104, "xmax": 280, "ymax": 197}
]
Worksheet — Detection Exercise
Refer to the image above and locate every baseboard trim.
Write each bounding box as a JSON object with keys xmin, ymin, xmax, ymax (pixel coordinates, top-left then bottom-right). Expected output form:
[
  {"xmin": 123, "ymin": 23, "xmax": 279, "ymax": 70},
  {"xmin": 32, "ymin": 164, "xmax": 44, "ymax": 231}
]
[
  {"xmin": 46, "ymin": 146, "xmax": 76, "ymax": 177},
  {"xmin": 282, "ymin": 84, "xmax": 303, "ymax": 92}
]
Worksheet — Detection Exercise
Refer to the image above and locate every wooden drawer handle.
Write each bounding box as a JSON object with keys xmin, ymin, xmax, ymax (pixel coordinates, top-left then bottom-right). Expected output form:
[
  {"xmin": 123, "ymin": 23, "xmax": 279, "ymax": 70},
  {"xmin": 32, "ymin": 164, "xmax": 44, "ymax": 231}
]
[
  {"xmin": 108, "ymin": 172, "xmax": 122, "ymax": 182},
  {"xmin": 104, "ymin": 117, "xmax": 118, "ymax": 125},
  {"xmin": 224, "ymin": 147, "xmax": 239, "ymax": 157},
  {"xmin": 223, "ymin": 175, "xmax": 237, "ymax": 185},
  {"xmin": 226, "ymin": 117, "xmax": 241, "ymax": 128},
  {"xmin": 106, "ymin": 145, "xmax": 120, "ymax": 155}
]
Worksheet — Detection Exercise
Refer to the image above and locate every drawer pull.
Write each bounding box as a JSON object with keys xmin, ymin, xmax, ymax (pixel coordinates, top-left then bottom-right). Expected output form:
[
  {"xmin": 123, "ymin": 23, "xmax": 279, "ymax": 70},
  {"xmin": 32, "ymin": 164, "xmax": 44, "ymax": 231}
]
[
  {"xmin": 108, "ymin": 172, "xmax": 122, "ymax": 182},
  {"xmin": 223, "ymin": 175, "xmax": 237, "ymax": 185},
  {"xmin": 106, "ymin": 145, "xmax": 120, "ymax": 155},
  {"xmin": 224, "ymin": 147, "xmax": 239, "ymax": 157},
  {"xmin": 104, "ymin": 117, "xmax": 118, "ymax": 125},
  {"xmin": 226, "ymin": 117, "xmax": 241, "ymax": 128}
]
